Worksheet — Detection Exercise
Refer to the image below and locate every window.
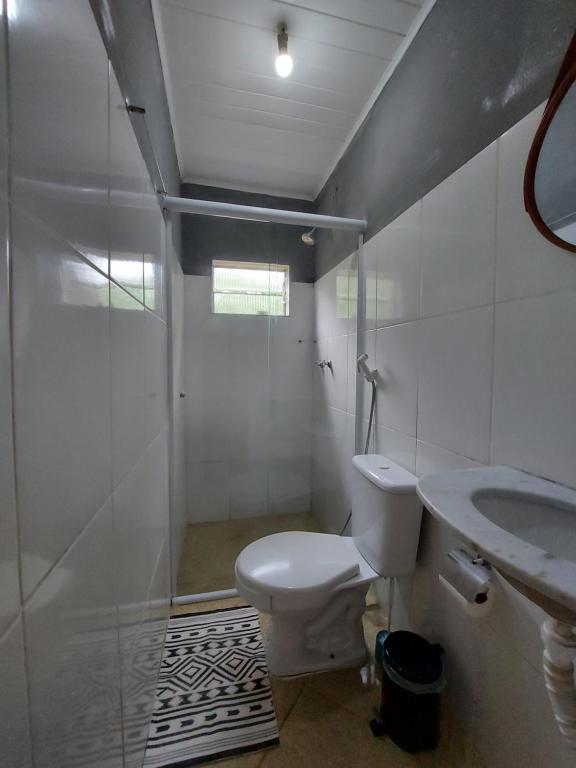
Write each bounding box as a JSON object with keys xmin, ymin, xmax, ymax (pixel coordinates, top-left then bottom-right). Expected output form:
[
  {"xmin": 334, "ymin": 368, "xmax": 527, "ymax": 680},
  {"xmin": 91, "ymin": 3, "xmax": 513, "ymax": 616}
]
[{"xmin": 212, "ymin": 260, "xmax": 290, "ymax": 316}]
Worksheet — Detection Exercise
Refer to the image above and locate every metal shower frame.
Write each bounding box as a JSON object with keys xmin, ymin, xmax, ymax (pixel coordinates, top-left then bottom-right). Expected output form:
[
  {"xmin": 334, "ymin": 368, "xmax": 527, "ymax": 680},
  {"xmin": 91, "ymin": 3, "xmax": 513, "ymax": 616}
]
[{"xmin": 162, "ymin": 193, "xmax": 368, "ymax": 605}]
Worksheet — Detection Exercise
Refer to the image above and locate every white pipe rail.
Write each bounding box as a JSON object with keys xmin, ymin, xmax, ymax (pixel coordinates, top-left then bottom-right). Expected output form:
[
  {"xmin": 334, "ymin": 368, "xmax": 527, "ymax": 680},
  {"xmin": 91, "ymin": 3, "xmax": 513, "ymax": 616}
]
[{"xmin": 163, "ymin": 195, "xmax": 366, "ymax": 231}]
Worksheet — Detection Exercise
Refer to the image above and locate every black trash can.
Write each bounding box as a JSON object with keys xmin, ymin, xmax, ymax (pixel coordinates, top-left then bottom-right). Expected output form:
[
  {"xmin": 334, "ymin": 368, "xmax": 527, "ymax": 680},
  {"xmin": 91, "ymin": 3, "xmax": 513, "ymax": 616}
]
[{"xmin": 371, "ymin": 630, "xmax": 444, "ymax": 753}]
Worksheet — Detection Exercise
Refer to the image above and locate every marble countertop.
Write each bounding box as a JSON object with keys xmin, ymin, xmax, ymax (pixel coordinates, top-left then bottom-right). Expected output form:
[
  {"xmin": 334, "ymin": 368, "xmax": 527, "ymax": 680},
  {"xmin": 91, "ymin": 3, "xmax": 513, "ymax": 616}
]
[{"xmin": 416, "ymin": 466, "xmax": 576, "ymax": 622}]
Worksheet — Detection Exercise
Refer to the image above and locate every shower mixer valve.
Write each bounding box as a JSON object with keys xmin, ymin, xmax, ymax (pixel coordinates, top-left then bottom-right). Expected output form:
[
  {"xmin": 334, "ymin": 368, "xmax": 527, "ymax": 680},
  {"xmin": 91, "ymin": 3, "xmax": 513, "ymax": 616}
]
[{"xmin": 316, "ymin": 359, "xmax": 333, "ymax": 371}]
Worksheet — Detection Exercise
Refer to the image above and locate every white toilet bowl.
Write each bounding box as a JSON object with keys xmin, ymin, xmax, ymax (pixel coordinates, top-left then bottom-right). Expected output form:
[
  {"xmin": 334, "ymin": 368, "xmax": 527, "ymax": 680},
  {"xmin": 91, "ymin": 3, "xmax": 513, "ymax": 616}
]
[
  {"xmin": 235, "ymin": 455, "xmax": 422, "ymax": 677},
  {"xmin": 235, "ymin": 531, "xmax": 378, "ymax": 676}
]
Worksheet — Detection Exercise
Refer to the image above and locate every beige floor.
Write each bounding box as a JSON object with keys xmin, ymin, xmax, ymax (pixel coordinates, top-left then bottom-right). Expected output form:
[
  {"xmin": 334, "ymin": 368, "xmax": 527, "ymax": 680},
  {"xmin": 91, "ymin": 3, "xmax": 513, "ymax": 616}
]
[
  {"xmin": 172, "ymin": 596, "xmax": 463, "ymax": 768},
  {"xmin": 176, "ymin": 512, "xmax": 323, "ymax": 595}
]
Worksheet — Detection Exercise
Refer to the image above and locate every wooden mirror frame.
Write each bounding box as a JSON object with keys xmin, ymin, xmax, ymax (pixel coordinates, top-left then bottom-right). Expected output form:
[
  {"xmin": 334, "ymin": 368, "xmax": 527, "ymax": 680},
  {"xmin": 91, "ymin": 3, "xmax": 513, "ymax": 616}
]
[{"xmin": 524, "ymin": 33, "xmax": 576, "ymax": 254}]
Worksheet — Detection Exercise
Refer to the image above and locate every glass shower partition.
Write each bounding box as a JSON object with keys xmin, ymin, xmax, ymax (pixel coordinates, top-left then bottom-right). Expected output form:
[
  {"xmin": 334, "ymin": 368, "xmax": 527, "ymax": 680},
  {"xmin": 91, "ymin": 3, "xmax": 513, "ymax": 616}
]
[{"xmin": 176, "ymin": 221, "xmax": 320, "ymax": 599}]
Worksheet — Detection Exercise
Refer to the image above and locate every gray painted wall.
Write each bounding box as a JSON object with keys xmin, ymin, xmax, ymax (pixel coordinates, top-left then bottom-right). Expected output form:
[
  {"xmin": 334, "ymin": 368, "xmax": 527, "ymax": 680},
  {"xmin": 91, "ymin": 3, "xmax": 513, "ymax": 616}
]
[
  {"xmin": 180, "ymin": 184, "xmax": 317, "ymax": 283},
  {"xmin": 315, "ymin": 0, "xmax": 576, "ymax": 277}
]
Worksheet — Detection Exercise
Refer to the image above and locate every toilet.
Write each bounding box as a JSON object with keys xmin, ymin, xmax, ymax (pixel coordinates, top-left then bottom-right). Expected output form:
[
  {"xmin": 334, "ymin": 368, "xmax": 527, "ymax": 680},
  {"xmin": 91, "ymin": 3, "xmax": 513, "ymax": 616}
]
[{"xmin": 235, "ymin": 454, "xmax": 422, "ymax": 677}]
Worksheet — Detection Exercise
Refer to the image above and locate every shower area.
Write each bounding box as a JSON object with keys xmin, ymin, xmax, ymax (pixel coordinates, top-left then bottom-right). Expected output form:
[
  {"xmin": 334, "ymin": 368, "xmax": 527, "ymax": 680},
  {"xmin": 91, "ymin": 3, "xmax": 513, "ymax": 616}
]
[{"xmin": 171, "ymin": 187, "xmax": 365, "ymax": 600}]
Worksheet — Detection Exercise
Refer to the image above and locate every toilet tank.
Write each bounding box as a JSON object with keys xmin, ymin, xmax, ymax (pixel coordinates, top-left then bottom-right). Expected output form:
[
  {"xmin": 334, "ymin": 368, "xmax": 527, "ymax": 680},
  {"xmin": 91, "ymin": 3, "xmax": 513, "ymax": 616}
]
[{"xmin": 351, "ymin": 454, "xmax": 422, "ymax": 576}]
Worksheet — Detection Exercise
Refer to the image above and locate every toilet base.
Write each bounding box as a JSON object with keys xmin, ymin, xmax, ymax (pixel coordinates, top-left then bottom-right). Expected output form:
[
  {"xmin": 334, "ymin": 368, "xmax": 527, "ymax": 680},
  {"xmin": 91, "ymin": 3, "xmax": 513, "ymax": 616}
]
[{"xmin": 265, "ymin": 585, "xmax": 370, "ymax": 677}]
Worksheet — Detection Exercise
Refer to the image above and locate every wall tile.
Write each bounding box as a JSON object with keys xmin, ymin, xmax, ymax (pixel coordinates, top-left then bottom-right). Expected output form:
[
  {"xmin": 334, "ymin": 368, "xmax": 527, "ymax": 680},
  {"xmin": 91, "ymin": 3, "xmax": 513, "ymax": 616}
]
[
  {"xmin": 375, "ymin": 321, "xmax": 419, "ymax": 436},
  {"xmin": 325, "ymin": 334, "xmax": 349, "ymax": 411},
  {"xmin": 492, "ymin": 289, "xmax": 576, "ymax": 487},
  {"xmin": 187, "ymin": 461, "xmax": 230, "ymax": 522},
  {"xmin": 145, "ymin": 428, "xmax": 170, "ymax": 565},
  {"xmin": 10, "ymin": 0, "xmax": 109, "ymax": 273},
  {"xmin": 0, "ymin": 198, "xmax": 20, "ymax": 634},
  {"xmin": 12, "ymin": 212, "xmax": 112, "ymax": 598},
  {"xmin": 228, "ymin": 459, "xmax": 269, "ymax": 518},
  {"xmin": 110, "ymin": 284, "xmax": 147, "ymax": 487},
  {"xmin": 269, "ymin": 398, "xmax": 312, "ymax": 462},
  {"xmin": 496, "ymin": 105, "xmax": 576, "ymax": 301},
  {"xmin": 109, "ymin": 68, "xmax": 146, "ymax": 302},
  {"xmin": 374, "ymin": 425, "xmax": 417, "ymax": 474},
  {"xmin": 311, "ymin": 404, "xmax": 349, "ymax": 533},
  {"xmin": 269, "ymin": 337, "xmax": 314, "ymax": 402},
  {"xmin": 421, "ymin": 142, "xmax": 497, "ymax": 317},
  {"xmin": 0, "ymin": 619, "xmax": 32, "ymax": 767},
  {"xmin": 415, "ymin": 440, "xmax": 485, "ymax": 477},
  {"xmin": 362, "ymin": 235, "xmax": 378, "ymax": 330},
  {"xmin": 314, "ymin": 258, "xmax": 352, "ymax": 339},
  {"xmin": 347, "ymin": 330, "xmax": 374, "ymax": 417},
  {"xmin": 376, "ymin": 202, "xmax": 422, "ymax": 328},
  {"xmin": 24, "ymin": 501, "xmax": 123, "ymax": 768},
  {"xmin": 418, "ymin": 307, "xmax": 493, "ymax": 463},
  {"xmin": 113, "ymin": 452, "xmax": 156, "ymax": 649},
  {"xmin": 269, "ymin": 457, "xmax": 312, "ymax": 516},
  {"xmin": 270, "ymin": 282, "xmax": 314, "ymax": 341}
]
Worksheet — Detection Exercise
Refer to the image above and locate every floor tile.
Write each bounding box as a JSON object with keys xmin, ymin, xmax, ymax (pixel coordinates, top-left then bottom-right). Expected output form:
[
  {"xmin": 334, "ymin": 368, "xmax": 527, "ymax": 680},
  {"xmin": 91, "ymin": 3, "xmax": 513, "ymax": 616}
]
[{"xmin": 259, "ymin": 688, "xmax": 419, "ymax": 768}]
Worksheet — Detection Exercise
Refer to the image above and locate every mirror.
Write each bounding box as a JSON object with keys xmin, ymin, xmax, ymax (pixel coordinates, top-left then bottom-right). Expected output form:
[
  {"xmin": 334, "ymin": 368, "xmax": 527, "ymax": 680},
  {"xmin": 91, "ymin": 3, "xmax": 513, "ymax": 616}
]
[{"xmin": 524, "ymin": 34, "xmax": 576, "ymax": 253}]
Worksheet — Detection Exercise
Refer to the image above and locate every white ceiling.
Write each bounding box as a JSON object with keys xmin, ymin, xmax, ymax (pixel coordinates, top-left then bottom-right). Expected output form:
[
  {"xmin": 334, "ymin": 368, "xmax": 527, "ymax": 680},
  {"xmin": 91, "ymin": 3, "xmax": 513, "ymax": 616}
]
[{"xmin": 154, "ymin": 0, "xmax": 429, "ymax": 200}]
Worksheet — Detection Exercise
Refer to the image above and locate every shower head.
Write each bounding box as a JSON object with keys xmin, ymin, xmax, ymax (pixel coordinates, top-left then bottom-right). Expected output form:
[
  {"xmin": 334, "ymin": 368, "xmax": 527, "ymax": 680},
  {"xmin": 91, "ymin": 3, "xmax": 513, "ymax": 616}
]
[
  {"xmin": 357, "ymin": 353, "xmax": 378, "ymax": 383},
  {"xmin": 301, "ymin": 228, "xmax": 316, "ymax": 246}
]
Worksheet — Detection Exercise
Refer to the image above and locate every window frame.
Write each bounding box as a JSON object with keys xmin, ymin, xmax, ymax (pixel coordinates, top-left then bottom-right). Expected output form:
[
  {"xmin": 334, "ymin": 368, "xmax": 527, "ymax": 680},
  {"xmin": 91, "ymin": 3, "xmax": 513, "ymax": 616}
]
[{"xmin": 211, "ymin": 259, "xmax": 290, "ymax": 317}]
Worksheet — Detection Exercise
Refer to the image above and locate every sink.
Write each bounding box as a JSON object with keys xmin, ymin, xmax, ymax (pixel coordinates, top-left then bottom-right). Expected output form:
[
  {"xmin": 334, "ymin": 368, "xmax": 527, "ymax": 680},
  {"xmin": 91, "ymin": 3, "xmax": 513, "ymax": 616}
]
[{"xmin": 417, "ymin": 467, "xmax": 576, "ymax": 624}]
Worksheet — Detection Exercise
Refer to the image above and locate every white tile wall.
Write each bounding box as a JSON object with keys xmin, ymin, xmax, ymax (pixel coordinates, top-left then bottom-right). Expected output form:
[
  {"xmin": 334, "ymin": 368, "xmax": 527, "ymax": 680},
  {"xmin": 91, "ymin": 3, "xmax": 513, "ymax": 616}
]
[
  {"xmin": 492, "ymin": 288, "xmax": 576, "ymax": 486},
  {"xmin": 420, "ymin": 143, "xmax": 497, "ymax": 317},
  {"xmin": 183, "ymin": 276, "xmax": 315, "ymax": 522},
  {"xmin": 12, "ymin": 211, "xmax": 113, "ymax": 598},
  {"xmin": 375, "ymin": 202, "xmax": 422, "ymax": 327},
  {"xmin": 312, "ymin": 250, "xmax": 358, "ymax": 534},
  {"xmin": 10, "ymin": 0, "xmax": 110, "ymax": 275},
  {"xmin": 24, "ymin": 501, "xmax": 122, "ymax": 768},
  {"xmin": 0, "ymin": 2, "xmax": 173, "ymax": 765},
  {"xmin": 418, "ymin": 306, "xmax": 493, "ymax": 463},
  {"xmin": 110, "ymin": 284, "xmax": 147, "ymax": 487},
  {"xmin": 375, "ymin": 321, "xmax": 419, "ymax": 436},
  {"xmin": 313, "ymin": 103, "xmax": 576, "ymax": 768}
]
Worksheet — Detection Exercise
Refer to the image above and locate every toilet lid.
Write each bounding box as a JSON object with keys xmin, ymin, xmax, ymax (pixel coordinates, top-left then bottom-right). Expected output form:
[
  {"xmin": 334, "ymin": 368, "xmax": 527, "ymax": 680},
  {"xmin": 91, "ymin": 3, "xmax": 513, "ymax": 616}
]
[{"xmin": 236, "ymin": 531, "xmax": 364, "ymax": 595}]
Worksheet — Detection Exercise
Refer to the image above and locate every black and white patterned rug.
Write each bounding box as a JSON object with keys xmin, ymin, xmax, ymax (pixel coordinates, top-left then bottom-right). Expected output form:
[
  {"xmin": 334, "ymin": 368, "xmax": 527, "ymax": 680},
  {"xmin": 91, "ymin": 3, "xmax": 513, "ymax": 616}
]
[{"xmin": 143, "ymin": 606, "xmax": 279, "ymax": 767}]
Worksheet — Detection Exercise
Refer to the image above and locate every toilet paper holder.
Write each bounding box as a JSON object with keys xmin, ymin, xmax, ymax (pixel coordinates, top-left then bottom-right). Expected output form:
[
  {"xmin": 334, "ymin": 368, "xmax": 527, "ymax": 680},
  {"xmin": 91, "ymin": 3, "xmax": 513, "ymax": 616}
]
[{"xmin": 440, "ymin": 549, "xmax": 492, "ymax": 605}]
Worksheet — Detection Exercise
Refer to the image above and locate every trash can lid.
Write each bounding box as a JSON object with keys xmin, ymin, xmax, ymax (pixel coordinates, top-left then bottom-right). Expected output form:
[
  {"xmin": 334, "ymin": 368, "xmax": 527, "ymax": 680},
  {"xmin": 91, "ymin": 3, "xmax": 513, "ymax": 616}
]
[{"xmin": 383, "ymin": 631, "xmax": 443, "ymax": 686}]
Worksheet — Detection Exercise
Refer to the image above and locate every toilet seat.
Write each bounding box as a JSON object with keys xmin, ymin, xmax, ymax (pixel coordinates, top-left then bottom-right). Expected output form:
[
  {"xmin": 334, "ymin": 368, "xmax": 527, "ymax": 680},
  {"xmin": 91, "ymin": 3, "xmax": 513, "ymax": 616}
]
[{"xmin": 235, "ymin": 531, "xmax": 377, "ymax": 601}]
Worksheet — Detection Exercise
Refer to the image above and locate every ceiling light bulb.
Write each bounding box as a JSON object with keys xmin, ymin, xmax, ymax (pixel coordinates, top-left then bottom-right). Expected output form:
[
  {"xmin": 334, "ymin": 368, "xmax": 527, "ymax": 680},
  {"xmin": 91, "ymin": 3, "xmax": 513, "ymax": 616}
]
[
  {"xmin": 275, "ymin": 24, "xmax": 293, "ymax": 77},
  {"xmin": 275, "ymin": 52, "xmax": 293, "ymax": 77}
]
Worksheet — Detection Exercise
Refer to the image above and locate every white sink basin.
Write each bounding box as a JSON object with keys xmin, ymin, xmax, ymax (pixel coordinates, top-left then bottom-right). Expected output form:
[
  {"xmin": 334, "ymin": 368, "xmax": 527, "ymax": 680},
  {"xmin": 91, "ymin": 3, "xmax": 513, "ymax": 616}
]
[{"xmin": 417, "ymin": 467, "xmax": 576, "ymax": 623}]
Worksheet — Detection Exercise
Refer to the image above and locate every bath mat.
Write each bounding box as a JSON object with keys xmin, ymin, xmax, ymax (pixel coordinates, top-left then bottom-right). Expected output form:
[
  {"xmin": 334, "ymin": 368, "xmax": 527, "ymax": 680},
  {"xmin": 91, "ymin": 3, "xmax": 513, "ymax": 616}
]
[{"xmin": 143, "ymin": 606, "xmax": 279, "ymax": 767}]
